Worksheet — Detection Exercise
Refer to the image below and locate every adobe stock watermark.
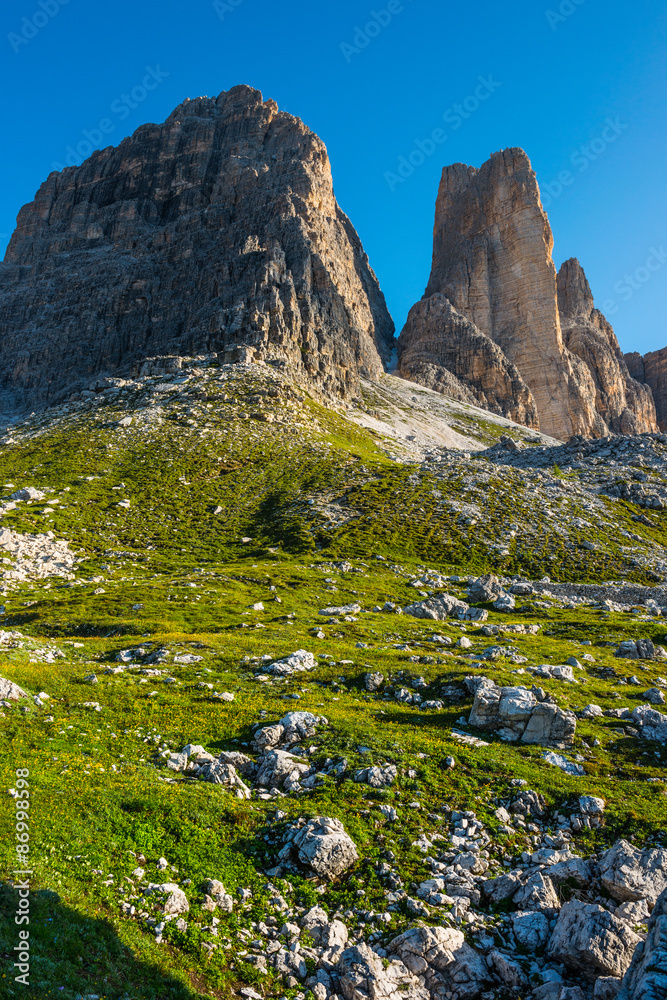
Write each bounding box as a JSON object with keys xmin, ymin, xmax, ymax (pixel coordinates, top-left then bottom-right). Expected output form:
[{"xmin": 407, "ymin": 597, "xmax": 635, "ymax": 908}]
[
  {"xmin": 51, "ymin": 66, "xmax": 170, "ymax": 172},
  {"xmin": 545, "ymin": 0, "xmax": 587, "ymax": 31},
  {"xmin": 340, "ymin": 0, "xmax": 415, "ymax": 63},
  {"xmin": 539, "ymin": 116, "xmax": 628, "ymax": 210},
  {"xmin": 602, "ymin": 246, "xmax": 667, "ymax": 317},
  {"xmin": 8, "ymin": 0, "xmax": 71, "ymax": 54},
  {"xmin": 213, "ymin": 0, "xmax": 245, "ymax": 21},
  {"xmin": 12, "ymin": 768, "xmax": 32, "ymax": 987},
  {"xmin": 384, "ymin": 75, "xmax": 501, "ymax": 191}
]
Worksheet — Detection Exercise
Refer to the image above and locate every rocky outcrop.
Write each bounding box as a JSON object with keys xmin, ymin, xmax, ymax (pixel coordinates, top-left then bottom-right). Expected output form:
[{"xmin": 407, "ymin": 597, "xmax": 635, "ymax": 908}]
[
  {"xmin": 0, "ymin": 85, "xmax": 394, "ymax": 415},
  {"xmin": 469, "ymin": 680, "xmax": 577, "ymax": 747},
  {"xmin": 291, "ymin": 816, "xmax": 359, "ymax": 879},
  {"xmin": 398, "ymin": 148, "xmax": 656, "ymax": 440},
  {"xmin": 557, "ymin": 259, "xmax": 656, "ymax": 435},
  {"xmin": 625, "ymin": 348, "xmax": 667, "ymax": 431},
  {"xmin": 397, "ymin": 294, "xmax": 539, "ymax": 426},
  {"xmin": 547, "ymin": 899, "xmax": 641, "ymax": 981},
  {"xmin": 0, "ymin": 675, "xmax": 28, "ymax": 701},
  {"xmin": 617, "ymin": 886, "xmax": 667, "ymax": 1000},
  {"xmin": 600, "ymin": 840, "xmax": 667, "ymax": 906},
  {"xmin": 388, "ymin": 925, "xmax": 491, "ymax": 1000}
]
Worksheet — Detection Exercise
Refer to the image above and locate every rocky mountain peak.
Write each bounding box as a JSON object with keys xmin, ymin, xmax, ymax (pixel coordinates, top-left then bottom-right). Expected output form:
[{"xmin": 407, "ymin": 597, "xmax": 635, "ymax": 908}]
[
  {"xmin": 0, "ymin": 84, "xmax": 394, "ymax": 416},
  {"xmin": 399, "ymin": 147, "xmax": 657, "ymax": 441},
  {"xmin": 557, "ymin": 257, "xmax": 596, "ymax": 320}
]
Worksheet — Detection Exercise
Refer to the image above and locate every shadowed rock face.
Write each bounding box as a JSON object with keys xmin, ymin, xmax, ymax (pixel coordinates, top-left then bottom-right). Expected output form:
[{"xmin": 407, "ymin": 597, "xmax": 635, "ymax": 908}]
[
  {"xmin": 398, "ymin": 148, "xmax": 657, "ymax": 440},
  {"xmin": 0, "ymin": 85, "xmax": 394, "ymax": 415},
  {"xmin": 558, "ymin": 258, "xmax": 656, "ymax": 436},
  {"xmin": 398, "ymin": 293, "xmax": 539, "ymax": 427},
  {"xmin": 625, "ymin": 348, "xmax": 667, "ymax": 431}
]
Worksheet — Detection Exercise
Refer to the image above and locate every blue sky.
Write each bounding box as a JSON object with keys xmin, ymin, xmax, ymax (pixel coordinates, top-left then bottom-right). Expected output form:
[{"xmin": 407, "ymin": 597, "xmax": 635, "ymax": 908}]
[{"xmin": 1, "ymin": 0, "xmax": 666, "ymax": 354}]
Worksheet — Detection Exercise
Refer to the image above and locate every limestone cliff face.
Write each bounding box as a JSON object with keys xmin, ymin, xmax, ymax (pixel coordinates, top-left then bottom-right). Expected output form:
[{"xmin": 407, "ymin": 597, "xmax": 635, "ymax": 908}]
[
  {"xmin": 625, "ymin": 349, "xmax": 667, "ymax": 431},
  {"xmin": 558, "ymin": 258, "xmax": 656, "ymax": 435},
  {"xmin": 398, "ymin": 148, "xmax": 656, "ymax": 440},
  {"xmin": 0, "ymin": 85, "xmax": 394, "ymax": 414}
]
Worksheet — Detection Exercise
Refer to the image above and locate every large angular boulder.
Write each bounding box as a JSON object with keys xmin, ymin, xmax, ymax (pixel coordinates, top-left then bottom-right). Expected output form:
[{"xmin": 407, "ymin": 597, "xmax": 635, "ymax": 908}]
[
  {"xmin": 0, "ymin": 676, "xmax": 28, "ymax": 701},
  {"xmin": 292, "ymin": 817, "xmax": 359, "ymax": 880},
  {"xmin": 145, "ymin": 882, "xmax": 190, "ymax": 915},
  {"xmin": 600, "ymin": 840, "xmax": 667, "ymax": 906},
  {"xmin": 617, "ymin": 885, "xmax": 667, "ymax": 1000},
  {"xmin": 301, "ymin": 905, "xmax": 348, "ymax": 964},
  {"xmin": 547, "ymin": 899, "xmax": 642, "ymax": 980},
  {"xmin": 615, "ymin": 639, "xmax": 656, "ymax": 660},
  {"xmin": 467, "ymin": 574, "xmax": 503, "ymax": 604},
  {"xmin": 521, "ymin": 702, "xmax": 578, "ymax": 747},
  {"xmin": 512, "ymin": 872, "xmax": 560, "ymax": 913},
  {"xmin": 255, "ymin": 749, "xmax": 311, "ymax": 790},
  {"xmin": 403, "ymin": 593, "xmax": 469, "ymax": 621},
  {"xmin": 338, "ymin": 942, "xmax": 429, "ymax": 1000},
  {"xmin": 388, "ymin": 925, "xmax": 490, "ymax": 1000},
  {"xmin": 196, "ymin": 760, "xmax": 251, "ymax": 798},
  {"xmin": 511, "ymin": 910, "xmax": 551, "ymax": 951},
  {"xmin": 631, "ymin": 705, "xmax": 667, "ymax": 742},
  {"xmin": 469, "ymin": 680, "xmax": 576, "ymax": 747},
  {"xmin": 266, "ymin": 650, "xmax": 318, "ymax": 677},
  {"xmin": 253, "ymin": 711, "xmax": 327, "ymax": 750}
]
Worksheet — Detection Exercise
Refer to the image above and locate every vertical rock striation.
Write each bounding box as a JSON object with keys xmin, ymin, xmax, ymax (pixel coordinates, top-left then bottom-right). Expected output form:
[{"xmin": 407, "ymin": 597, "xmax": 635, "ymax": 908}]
[
  {"xmin": 0, "ymin": 85, "xmax": 394, "ymax": 415},
  {"xmin": 558, "ymin": 258, "xmax": 656, "ymax": 435},
  {"xmin": 625, "ymin": 348, "xmax": 667, "ymax": 431},
  {"xmin": 398, "ymin": 148, "xmax": 657, "ymax": 440},
  {"xmin": 397, "ymin": 293, "xmax": 539, "ymax": 427}
]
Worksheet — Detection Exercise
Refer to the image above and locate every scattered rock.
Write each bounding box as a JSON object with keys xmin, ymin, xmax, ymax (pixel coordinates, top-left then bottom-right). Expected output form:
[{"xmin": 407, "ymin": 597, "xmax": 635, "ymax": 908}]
[{"xmin": 616, "ymin": 885, "xmax": 667, "ymax": 1000}]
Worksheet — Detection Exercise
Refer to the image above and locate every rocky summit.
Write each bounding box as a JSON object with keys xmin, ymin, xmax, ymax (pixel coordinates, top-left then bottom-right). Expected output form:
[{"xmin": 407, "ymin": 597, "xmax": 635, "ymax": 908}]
[
  {"xmin": 0, "ymin": 88, "xmax": 666, "ymax": 1000},
  {"xmin": 0, "ymin": 85, "xmax": 394, "ymax": 415},
  {"xmin": 625, "ymin": 347, "xmax": 667, "ymax": 432},
  {"xmin": 398, "ymin": 148, "xmax": 657, "ymax": 441}
]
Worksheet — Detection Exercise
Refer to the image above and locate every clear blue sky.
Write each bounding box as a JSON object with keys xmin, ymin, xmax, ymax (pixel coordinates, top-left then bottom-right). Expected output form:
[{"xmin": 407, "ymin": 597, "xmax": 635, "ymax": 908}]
[{"xmin": 1, "ymin": 0, "xmax": 666, "ymax": 354}]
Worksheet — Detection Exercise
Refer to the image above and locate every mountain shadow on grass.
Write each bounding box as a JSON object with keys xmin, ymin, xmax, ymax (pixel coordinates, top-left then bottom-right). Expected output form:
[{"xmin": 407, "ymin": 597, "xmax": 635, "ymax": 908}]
[{"xmin": 0, "ymin": 882, "xmax": 196, "ymax": 1000}]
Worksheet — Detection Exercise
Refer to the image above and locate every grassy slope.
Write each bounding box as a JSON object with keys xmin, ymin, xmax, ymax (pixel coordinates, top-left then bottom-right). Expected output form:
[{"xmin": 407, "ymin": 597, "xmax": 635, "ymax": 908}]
[{"xmin": 0, "ymin": 363, "xmax": 666, "ymax": 999}]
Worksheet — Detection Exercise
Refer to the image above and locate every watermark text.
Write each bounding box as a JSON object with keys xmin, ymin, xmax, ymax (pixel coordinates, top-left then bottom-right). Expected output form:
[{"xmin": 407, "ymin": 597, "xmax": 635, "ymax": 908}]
[
  {"xmin": 384, "ymin": 75, "xmax": 501, "ymax": 191},
  {"xmin": 8, "ymin": 0, "xmax": 71, "ymax": 54},
  {"xmin": 603, "ymin": 246, "xmax": 667, "ymax": 316},
  {"xmin": 546, "ymin": 0, "xmax": 587, "ymax": 31},
  {"xmin": 51, "ymin": 66, "xmax": 169, "ymax": 172},
  {"xmin": 12, "ymin": 768, "xmax": 31, "ymax": 987}
]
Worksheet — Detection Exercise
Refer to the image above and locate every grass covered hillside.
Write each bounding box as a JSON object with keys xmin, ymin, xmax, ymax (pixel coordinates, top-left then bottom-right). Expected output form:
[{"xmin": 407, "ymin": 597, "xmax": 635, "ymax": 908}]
[{"xmin": 1, "ymin": 355, "xmax": 666, "ymax": 1000}]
